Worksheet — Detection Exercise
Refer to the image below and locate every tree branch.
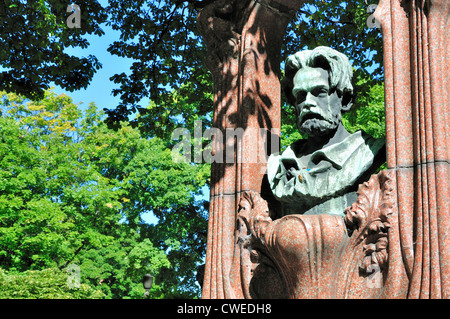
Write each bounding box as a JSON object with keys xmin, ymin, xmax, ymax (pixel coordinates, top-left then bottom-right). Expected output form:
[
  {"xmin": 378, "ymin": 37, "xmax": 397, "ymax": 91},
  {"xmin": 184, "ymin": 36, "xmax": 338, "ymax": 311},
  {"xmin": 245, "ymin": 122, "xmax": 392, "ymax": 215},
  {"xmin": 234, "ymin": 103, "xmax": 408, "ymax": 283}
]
[
  {"xmin": 298, "ymin": 9, "xmax": 355, "ymax": 26},
  {"xmin": 190, "ymin": 0, "xmax": 217, "ymax": 9},
  {"xmin": 59, "ymin": 241, "xmax": 86, "ymax": 270}
]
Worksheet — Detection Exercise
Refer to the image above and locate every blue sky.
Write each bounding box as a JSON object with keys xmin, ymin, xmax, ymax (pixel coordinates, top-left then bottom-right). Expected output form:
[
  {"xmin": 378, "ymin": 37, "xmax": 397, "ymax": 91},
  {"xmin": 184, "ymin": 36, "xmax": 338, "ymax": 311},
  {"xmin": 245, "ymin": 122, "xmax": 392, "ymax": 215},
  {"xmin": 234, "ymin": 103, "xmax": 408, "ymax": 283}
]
[{"xmin": 52, "ymin": 25, "xmax": 149, "ymax": 115}]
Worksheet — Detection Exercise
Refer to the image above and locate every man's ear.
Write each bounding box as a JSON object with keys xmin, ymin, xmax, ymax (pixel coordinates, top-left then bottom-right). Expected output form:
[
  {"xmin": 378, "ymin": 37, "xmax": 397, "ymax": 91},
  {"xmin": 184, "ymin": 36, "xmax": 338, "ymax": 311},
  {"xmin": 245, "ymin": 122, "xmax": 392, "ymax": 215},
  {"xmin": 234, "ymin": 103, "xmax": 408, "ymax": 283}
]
[{"xmin": 341, "ymin": 91, "xmax": 354, "ymax": 112}]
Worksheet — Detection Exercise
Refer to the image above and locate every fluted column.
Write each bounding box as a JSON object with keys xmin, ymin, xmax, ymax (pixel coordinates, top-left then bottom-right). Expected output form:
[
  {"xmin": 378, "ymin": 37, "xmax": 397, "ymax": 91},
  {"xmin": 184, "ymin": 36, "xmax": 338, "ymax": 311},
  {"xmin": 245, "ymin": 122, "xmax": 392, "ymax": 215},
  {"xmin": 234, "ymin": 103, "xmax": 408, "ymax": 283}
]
[
  {"xmin": 197, "ymin": 0, "xmax": 304, "ymax": 298},
  {"xmin": 375, "ymin": 0, "xmax": 449, "ymax": 298}
]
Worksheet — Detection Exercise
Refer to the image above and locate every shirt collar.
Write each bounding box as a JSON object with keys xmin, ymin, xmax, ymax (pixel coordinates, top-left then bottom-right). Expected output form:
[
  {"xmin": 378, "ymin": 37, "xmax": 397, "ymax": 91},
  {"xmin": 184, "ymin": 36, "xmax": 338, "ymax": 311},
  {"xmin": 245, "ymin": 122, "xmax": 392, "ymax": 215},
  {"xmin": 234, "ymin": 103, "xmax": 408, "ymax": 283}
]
[
  {"xmin": 283, "ymin": 131, "xmax": 369, "ymax": 170},
  {"xmin": 309, "ymin": 131, "xmax": 366, "ymax": 170}
]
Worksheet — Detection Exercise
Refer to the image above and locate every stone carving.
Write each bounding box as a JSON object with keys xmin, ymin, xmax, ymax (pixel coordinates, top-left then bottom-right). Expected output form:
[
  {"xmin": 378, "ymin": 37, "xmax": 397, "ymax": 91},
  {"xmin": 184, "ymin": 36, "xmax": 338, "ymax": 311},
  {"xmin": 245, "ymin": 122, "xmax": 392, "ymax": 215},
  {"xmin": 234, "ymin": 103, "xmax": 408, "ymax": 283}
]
[
  {"xmin": 343, "ymin": 170, "xmax": 394, "ymax": 276},
  {"xmin": 236, "ymin": 47, "xmax": 394, "ymax": 298},
  {"xmin": 197, "ymin": 0, "xmax": 301, "ymax": 299},
  {"xmin": 374, "ymin": 0, "xmax": 449, "ymax": 298},
  {"xmin": 267, "ymin": 47, "xmax": 385, "ymax": 216},
  {"xmin": 197, "ymin": 0, "xmax": 250, "ymax": 73},
  {"xmin": 237, "ymin": 170, "xmax": 396, "ymax": 298},
  {"xmin": 198, "ymin": 0, "xmax": 449, "ymax": 299}
]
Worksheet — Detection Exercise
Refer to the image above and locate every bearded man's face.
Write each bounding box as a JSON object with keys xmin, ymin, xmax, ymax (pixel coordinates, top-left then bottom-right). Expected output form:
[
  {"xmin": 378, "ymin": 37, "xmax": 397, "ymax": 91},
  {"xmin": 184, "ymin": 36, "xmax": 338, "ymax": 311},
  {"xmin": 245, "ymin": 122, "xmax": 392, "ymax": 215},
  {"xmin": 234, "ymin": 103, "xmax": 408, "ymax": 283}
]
[{"xmin": 292, "ymin": 67, "xmax": 343, "ymax": 137}]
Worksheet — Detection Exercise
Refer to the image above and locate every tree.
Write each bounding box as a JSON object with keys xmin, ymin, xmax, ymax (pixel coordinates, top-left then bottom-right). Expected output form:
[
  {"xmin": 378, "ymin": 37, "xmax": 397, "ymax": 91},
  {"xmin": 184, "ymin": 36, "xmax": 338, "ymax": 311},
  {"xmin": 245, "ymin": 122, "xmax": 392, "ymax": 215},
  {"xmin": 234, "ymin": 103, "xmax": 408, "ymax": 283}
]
[
  {"xmin": 0, "ymin": 89, "xmax": 209, "ymax": 298},
  {"xmin": 0, "ymin": 0, "xmax": 106, "ymax": 100},
  {"xmin": 284, "ymin": 1, "xmax": 383, "ymax": 80},
  {"xmin": 342, "ymin": 81, "xmax": 385, "ymax": 139},
  {"xmin": 0, "ymin": 268, "xmax": 105, "ymax": 299}
]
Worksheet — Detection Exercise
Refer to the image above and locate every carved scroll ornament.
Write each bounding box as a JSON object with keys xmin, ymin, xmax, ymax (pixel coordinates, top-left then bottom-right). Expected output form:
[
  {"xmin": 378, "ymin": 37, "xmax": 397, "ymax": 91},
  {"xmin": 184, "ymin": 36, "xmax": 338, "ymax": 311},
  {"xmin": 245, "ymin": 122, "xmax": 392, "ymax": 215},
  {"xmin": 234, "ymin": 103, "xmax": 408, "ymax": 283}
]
[{"xmin": 236, "ymin": 169, "xmax": 399, "ymax": 298}]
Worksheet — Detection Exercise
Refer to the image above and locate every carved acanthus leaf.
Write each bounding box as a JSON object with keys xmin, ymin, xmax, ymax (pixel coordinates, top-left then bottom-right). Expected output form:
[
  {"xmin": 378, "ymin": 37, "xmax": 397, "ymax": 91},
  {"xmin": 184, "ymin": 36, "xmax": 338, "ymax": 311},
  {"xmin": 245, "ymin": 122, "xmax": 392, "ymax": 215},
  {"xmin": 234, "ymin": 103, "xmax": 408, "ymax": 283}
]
[
  {"xmin": 238, "ymin": 191, "xmax": 272, "ymax": 241},
  {"xmin": 197, "ymin": 0, "xmax": 253, "ymax": 70},
  {"xmin": 343, "ymin": 170, "xmax": 395, "ymax": 275}
]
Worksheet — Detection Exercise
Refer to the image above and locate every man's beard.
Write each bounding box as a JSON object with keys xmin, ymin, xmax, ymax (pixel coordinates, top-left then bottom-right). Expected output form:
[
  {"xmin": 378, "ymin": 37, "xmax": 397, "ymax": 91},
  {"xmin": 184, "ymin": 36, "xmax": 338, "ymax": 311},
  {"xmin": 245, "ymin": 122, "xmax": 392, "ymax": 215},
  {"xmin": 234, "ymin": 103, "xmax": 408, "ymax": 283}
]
[{"xmin": 297, "ymin": 113, "xmax": 340, "ymax": 137}]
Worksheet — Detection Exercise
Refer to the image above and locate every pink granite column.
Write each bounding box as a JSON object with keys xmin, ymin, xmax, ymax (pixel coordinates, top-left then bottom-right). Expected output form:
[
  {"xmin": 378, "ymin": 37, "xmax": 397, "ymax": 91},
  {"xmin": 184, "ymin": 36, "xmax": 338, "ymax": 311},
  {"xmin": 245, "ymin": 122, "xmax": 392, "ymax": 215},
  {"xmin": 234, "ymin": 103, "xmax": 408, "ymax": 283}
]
[
  {"xmin": 375, "ymin": 0, "xmax": 449, "ymax": 298},
  {"xmin": 197, "ymin": 0, "xmax": 304, "ymax": 298}
]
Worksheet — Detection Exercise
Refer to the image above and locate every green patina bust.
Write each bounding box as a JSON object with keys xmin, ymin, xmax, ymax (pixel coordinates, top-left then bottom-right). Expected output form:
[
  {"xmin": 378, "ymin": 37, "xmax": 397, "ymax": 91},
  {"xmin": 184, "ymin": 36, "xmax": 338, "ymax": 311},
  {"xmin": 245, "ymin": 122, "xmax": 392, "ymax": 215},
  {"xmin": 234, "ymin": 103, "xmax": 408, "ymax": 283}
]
[{"xmin": 267, "ymin": 46, "xmax": 385, "ymax": 216}]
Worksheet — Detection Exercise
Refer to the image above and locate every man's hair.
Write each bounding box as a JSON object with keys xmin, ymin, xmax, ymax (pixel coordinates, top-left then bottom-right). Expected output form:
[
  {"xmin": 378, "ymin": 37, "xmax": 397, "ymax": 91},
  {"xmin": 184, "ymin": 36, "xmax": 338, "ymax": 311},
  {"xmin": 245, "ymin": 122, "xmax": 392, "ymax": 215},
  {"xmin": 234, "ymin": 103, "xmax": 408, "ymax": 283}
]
[{"xmin": 282, "ymin": 46, "xmax": 354, "ymax": 108}]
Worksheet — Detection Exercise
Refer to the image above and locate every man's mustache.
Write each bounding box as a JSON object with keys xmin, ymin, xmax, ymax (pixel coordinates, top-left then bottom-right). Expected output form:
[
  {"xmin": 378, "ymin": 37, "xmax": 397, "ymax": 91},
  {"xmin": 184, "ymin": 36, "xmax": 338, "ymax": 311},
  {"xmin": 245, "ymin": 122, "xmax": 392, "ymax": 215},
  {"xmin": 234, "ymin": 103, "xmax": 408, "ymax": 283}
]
[{"xmin": 298, "ymin": 110, "xmax": 327, "ymax": 123}]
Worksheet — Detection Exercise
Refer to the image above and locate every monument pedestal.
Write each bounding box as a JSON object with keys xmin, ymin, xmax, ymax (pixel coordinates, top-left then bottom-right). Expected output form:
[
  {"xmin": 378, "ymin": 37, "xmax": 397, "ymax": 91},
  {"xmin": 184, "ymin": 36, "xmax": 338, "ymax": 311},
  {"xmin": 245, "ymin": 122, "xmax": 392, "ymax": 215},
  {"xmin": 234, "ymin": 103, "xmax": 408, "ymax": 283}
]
[{"xmin": 198, "ymin": 0, "xmax": 449, "ymax": 299}]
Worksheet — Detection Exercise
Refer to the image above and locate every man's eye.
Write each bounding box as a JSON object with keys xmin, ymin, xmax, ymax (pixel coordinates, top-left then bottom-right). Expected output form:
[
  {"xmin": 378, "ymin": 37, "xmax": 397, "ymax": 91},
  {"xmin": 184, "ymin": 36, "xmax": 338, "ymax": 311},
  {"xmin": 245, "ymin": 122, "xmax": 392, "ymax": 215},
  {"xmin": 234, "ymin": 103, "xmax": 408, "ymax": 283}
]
[
  {"xmin": 315, "ymin": 88, "xmax": 328, "ymax": 97},
  {"xmin": 296, "ymin": 92, "xmax": 306, "ymax": 102}
]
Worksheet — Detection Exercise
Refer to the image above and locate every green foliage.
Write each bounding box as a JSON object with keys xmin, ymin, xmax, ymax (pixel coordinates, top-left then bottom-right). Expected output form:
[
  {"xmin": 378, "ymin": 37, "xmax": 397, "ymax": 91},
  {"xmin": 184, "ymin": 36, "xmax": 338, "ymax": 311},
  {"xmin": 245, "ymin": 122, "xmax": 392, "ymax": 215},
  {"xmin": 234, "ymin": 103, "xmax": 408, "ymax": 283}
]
[
  {"xmin": 0, "ymin": 89, "xmax": 209, "ymax": 298},
  {"xmin": 105, "ymin": 0, "xmax": 384, "ymax": 129},
  {"xmin": 280, "ymin": 123, "xmax": 304, "ymax": 152},
  {"xmin": 104, "ymin": 0, "xmax": 210, "ymax": 128},
  {"xmin": 75, "ymin": 230, "xmax": 171, "ymax": 299},
  {"xmin": 136, "ymin": 70, "xmax": 214, "ymax": 140},
  {"xmin": 0, "ymin": 0, "xmax": 106, "ymax": 100},
  {"xmin": 0, "ymin": 268, "xmax": 105, "ymax": 299},
  {"xmin": 342, "ymin": 82, "xmax": 385, "ymax": 139}
]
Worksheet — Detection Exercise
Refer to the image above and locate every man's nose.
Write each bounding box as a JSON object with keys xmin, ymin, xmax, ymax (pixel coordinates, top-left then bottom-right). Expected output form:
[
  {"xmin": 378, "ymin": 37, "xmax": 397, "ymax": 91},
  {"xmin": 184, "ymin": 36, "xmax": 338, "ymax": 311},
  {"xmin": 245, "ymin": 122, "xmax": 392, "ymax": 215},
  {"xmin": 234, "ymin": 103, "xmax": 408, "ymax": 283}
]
[{"xmin": 303, "ymin": 92, "xmax": 317, "ymax": 108}]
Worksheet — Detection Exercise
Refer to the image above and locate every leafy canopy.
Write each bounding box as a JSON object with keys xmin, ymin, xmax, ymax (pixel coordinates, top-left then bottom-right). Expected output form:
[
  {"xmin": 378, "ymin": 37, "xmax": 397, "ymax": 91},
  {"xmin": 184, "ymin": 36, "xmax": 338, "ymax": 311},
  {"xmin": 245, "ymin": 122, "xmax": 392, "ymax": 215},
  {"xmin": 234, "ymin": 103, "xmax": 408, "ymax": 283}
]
[
  {"xmin": 0, "ymin": 0, "xmax": 383, "ymax": 132},
  {"xmin": 0, "ymin": 89, "xmax": 209, "ymax": 298},
  {"xmin": 0, "ymin": 0, "xmax": 106, "ymax": 100}
]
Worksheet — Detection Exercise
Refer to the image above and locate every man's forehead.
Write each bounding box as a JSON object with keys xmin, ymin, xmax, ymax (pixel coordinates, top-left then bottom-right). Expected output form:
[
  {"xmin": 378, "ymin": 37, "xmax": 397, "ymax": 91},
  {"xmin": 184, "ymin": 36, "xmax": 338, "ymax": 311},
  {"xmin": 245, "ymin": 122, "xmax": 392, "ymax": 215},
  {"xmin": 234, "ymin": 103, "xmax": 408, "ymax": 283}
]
[{"xmin": 293, "ymin": 67, "xmax": 329, "ymax": 89}]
